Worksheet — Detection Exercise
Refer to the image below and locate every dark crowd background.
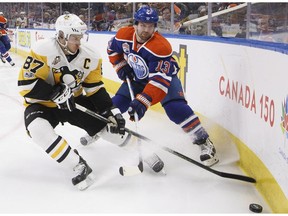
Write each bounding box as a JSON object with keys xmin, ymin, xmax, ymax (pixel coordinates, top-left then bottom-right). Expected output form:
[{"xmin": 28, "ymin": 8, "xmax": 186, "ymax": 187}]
[{"xmin": 0, "ymin": 2, "xmax": 287, "ymax": 43}]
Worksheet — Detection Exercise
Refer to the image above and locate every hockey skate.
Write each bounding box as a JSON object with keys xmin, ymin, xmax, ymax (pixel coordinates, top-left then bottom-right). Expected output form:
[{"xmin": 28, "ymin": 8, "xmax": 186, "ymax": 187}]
[
  {"xmin": 144, "ymin": 153, "xmax": 165, "ymax": 174},
  {"xmin": 1, "ymin": 56, "xmax": 6, "ymax": 63},
  {"xmin": 72, "ymin": 155, "xmax": 95, "ymax": 191},
  {"xmin": 198, "ymin": 138, "xmax": 219, "ymax": 167},
  {"xmin": 9, "ymin": 61, "xmax": 15, "ymax": 66}
]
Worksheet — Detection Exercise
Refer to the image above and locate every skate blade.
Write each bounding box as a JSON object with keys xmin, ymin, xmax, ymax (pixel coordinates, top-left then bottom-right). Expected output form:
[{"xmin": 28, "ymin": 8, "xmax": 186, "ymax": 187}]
[
  {"xmin": 158, "ymin": 168, "xmax": 167, "ymax": 175},
  {"xmin": 203, "ymin": 155, "xmax": 219, "ymax": 167},
  {"xmin": 76, "ymin": 173, "xmax": 95, "ymax": 191},
  {"xmin": 1, "ymin": 58, "xmax": 6, "ymax": 63},
  {"xmin": 119, "ymin": 165, "xmax": 143, "ymax": 176}
]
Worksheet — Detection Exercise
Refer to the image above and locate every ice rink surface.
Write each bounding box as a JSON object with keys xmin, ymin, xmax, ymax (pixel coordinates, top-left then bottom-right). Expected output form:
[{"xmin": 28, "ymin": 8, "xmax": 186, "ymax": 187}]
[{"xmin": 0, "ymin": 53, "xmax": 271, "ymax": 214}]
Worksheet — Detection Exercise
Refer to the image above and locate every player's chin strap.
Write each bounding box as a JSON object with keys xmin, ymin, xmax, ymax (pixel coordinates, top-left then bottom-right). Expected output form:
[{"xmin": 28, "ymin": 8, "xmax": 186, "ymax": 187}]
[
  {"xmin": 56, "ymin": 36, "xmax": 78, "ymax": 55},
  {"xmin": 75, "ymin": 103, "xmax": 256, "ymax": 184}
]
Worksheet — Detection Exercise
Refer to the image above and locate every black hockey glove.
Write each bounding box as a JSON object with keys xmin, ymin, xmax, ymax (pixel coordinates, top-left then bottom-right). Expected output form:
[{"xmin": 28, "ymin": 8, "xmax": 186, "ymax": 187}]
[
  {"xmin": 103, "ymin": 107, "xmax": 126, "ymax": 135},
  {"xmin": 115, "ymin": 61, "xmax": 134, "ymax": 81},
  {"xmin": 51, "ymin": 83, "xmax": 75, "ymax": 112}
]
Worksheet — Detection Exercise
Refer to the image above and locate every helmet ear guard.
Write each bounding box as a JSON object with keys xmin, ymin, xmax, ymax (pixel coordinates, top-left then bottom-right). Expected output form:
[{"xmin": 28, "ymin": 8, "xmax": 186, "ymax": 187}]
[{"xmin": 58, "ymin": 31, "xmax": 65, "ymax": 39}]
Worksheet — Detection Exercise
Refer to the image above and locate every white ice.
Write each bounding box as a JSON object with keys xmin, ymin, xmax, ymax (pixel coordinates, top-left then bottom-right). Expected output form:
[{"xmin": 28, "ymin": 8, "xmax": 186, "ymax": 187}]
[{"xmin": 0, "ymin": 53, "xmax": 271, "ymax": 214}]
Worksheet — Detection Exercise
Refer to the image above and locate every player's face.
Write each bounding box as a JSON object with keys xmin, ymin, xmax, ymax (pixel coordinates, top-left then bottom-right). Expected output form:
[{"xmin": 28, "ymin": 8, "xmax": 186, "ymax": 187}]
[
  {"xmin": 135, "ymin": 22, "xmax": 155, "ymax": 43},
  {"xmin": 67, "ymin": 34, "xmax": 83, "ymax": 53}
]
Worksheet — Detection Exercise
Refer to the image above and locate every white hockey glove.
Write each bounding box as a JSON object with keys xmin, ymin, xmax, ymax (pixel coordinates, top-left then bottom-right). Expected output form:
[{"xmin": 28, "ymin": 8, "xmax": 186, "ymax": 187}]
[
  {"xmin": 104, "ymin": 107, "xmax": 126, "ymax": 135},
  {"xmin": 51, "ymin": 83, "xmax": 75, "ymax": 112}
]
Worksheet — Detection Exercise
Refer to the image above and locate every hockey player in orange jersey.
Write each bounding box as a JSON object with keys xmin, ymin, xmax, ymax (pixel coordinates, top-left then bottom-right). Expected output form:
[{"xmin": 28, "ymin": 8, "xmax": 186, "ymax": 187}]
[
  {"xmin": 107, "ymin": 6, "xmax": 219, "ymax": 167},
  {"xmin": 0, "ymin": 15, "xmax": 15, "ymax": 66}
]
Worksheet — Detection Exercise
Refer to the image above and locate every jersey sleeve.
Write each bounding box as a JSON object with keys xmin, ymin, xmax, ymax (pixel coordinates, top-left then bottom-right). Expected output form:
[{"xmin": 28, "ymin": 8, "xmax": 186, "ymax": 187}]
[
  {"xmin": 142, "ymin": 72, "xmax": 172, "ymax": 105},
  {"xmin": 107, "ymin": 35, "xmax": 125, "ymax": 66},
  {"xmin": 18, "ymin": 49, "xmax": 54, "ymax": 106},
  {"xmin": 0, "ymin": 29, "xmax": 7, "ymax": 35},
  {"xmin": 107, "ymin": 27, "xmax": 134, "ymax": 67}
]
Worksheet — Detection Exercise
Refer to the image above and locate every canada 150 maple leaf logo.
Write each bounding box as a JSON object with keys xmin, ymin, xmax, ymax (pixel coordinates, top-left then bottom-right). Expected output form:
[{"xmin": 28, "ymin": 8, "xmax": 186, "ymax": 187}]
[{"xmin": 281, "ymin": 95, "xmax": 288, "ymax": 138}]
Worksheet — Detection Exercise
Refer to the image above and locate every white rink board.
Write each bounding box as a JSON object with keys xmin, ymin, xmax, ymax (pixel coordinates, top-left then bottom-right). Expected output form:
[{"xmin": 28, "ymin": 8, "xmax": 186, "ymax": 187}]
[
  {"xmin": 178, "ymin": 39, "xmax": 288, "ymax": 197},
  {"xmin": 11, "ymin": 28, "xmax": 288, "ymax": 200}
]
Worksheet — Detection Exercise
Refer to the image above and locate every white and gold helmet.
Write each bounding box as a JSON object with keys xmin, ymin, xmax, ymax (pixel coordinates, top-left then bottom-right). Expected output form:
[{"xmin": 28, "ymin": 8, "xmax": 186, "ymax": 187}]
[{"xmin": 55, "ymin": 13, "xmax": 87, "ymax": 40}]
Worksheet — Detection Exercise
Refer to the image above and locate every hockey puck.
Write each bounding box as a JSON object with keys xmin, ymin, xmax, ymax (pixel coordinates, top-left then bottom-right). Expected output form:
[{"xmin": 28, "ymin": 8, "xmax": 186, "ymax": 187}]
[{"xmin": 249, "ymin": 203, "xmax": 263, "ymax": 213}]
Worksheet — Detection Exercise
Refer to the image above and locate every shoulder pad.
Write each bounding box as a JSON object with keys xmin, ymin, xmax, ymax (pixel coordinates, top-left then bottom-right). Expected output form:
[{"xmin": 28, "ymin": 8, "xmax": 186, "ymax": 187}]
[
  {"xmin": 115, "ymin": 26, "xmax": 134, "ymax": 41},
  {"xmin": 145, "ymin": 33, "xmax": 172, "ymax": 57}
]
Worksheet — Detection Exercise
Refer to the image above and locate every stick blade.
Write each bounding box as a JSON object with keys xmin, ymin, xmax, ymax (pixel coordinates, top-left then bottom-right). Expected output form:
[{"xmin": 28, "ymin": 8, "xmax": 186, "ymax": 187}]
[{"xmin": 119, "ymin": 162, "xmax": 143, "ymax": 176}]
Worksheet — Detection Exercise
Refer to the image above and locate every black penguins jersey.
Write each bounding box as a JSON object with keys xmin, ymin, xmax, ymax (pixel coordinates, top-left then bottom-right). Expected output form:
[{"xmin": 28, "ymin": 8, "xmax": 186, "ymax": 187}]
[{"xmin": 18, "ymin": 37, "xmax": 105, "ymax": 108}]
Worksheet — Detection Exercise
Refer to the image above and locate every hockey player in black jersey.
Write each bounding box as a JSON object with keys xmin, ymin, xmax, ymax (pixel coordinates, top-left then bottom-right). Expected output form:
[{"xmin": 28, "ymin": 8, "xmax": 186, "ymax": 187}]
[{"xmin": 18, "ymin": 13, "xmax": 128, "ymax": 190}]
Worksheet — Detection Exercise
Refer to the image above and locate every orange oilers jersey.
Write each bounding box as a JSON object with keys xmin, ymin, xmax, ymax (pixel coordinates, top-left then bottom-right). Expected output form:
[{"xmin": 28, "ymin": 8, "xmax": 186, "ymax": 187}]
[
  {"xmin": 0, "ymin": 29, "xmax": 7, "ymax": 35},
  {"xmin": 107, "ymin": 26, "xmax": 179, "ymax": 105},
  {"xmin": 0, "ymin": 15, "xmax": 7, "ymax": 35},
  {"xmin": 0, "ymin": 15, "xmax": 7, "ymax": 24}
]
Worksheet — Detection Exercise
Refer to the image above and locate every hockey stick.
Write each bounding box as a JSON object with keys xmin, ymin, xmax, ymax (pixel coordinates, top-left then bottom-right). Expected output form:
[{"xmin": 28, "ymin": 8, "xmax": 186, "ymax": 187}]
[
  {"xmin": 75, "ymin": 102, "xmax": 142, "ymax": 176},
  {"xmin": 119, "ymin": 127, "xmax": 256, "ymax": 183},
  {"xmin": 117, "ymin": 78, "xmax": 144, "ymax": 176},
  {"xmin": 75, "ymin": 103, "xmax": 256, "ymax": 183}
]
